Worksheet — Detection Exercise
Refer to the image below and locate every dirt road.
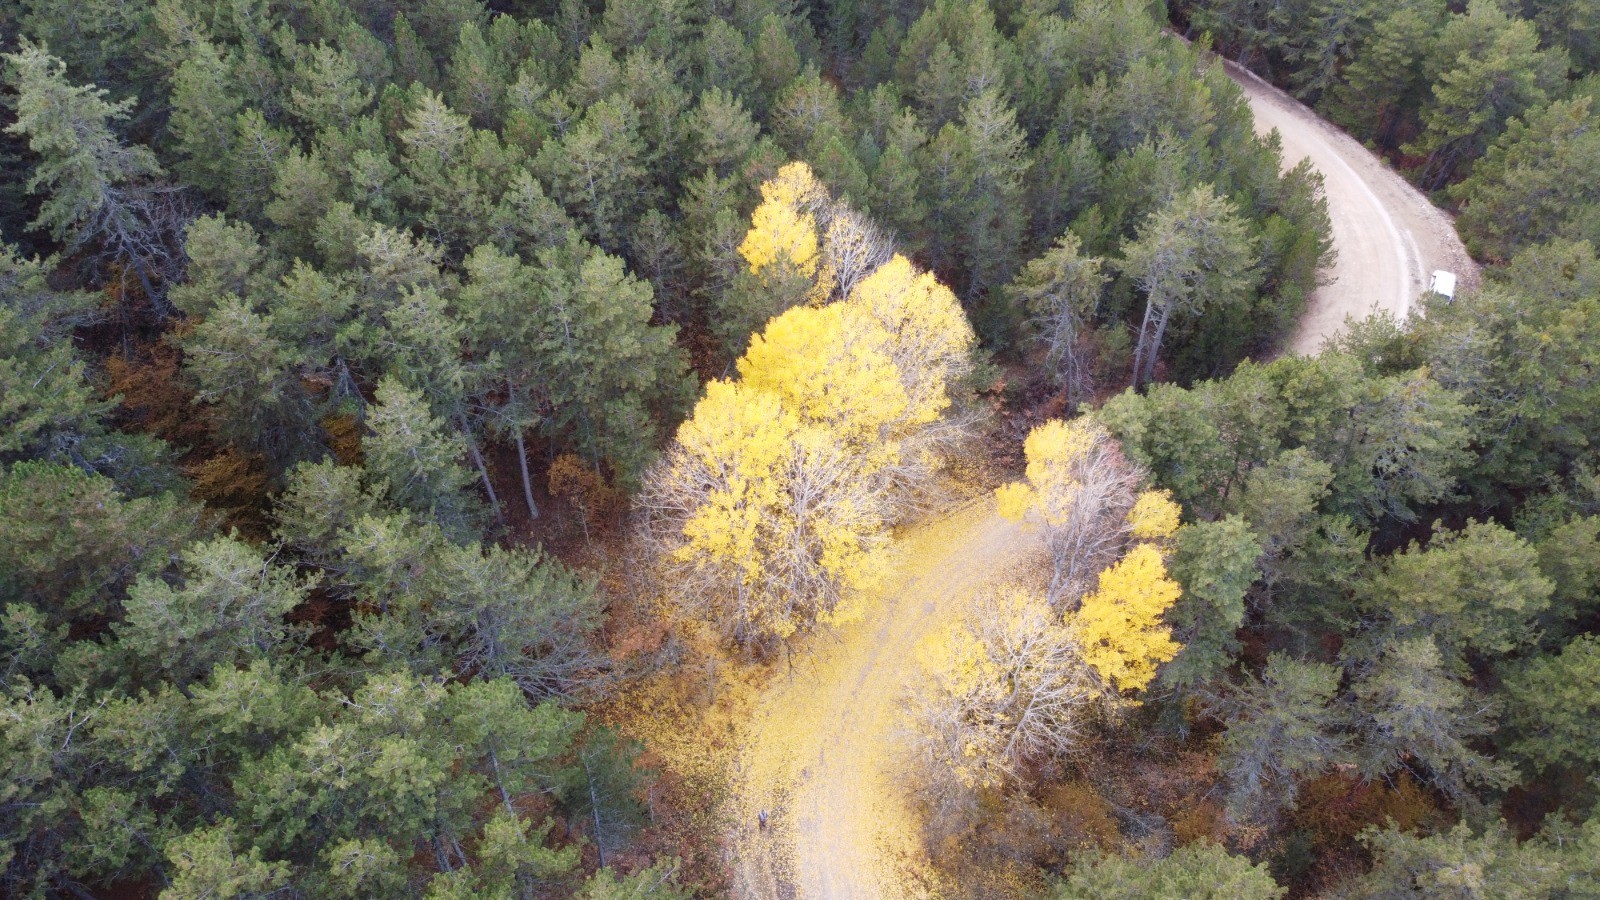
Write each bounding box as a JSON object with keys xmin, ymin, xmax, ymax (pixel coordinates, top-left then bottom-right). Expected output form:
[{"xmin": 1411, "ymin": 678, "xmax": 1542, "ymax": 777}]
[
  {"xmin": 1224, "ymin": 61, "xmax": 1479, "ymax": 353},
  {"xmin": 728, "ymin": 501, "xmax": 1041, "ymax": 899}
]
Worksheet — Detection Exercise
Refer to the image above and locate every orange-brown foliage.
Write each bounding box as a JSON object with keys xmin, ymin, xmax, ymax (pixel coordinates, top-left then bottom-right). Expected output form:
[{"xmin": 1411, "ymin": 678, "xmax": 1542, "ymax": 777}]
[
  {"xmin": 549, "ymin": 453, "xmax": 619, "ymax": 533},
  {"xmin": 186, "ymin": 447, "xmax": 272, "ymax": 538},
  {"xmin": 104, "ymin": 343, "xmax": 211, "ymax": 449},
  {"xmin": 1293, "ymin": 771, "xmax": 1438, "ymax": 848},
  {"xmin": 1039, "ymin": 781, "xmax": 1122, "ymax": 851},
  {"xmin": 320, "ymin": 413, "xmax": 363, "ymax": 466},
  {"xmin": 1171, "ymin": 796, "xmax": 1227, "ymax": 846}
]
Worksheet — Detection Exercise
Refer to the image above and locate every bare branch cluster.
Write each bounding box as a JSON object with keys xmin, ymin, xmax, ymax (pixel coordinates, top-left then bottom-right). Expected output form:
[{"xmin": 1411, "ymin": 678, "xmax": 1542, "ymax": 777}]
[{"xmin": 904, "ymin": 587, "xmax": 1105, "ymax": 795}]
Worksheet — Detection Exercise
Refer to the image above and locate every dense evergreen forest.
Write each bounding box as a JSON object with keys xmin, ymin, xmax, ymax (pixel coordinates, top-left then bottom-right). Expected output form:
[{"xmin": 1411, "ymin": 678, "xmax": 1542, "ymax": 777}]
[{"xmin": 1, "ymin": 0, "xmax": 1596, "ymax": 896}]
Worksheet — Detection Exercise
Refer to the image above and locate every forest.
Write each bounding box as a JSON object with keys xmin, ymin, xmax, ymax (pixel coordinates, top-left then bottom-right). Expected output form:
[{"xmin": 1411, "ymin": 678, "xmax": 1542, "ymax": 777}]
[{"xmin": 0, "ymin": 0, "xmax": 1596, "ymax": 897}]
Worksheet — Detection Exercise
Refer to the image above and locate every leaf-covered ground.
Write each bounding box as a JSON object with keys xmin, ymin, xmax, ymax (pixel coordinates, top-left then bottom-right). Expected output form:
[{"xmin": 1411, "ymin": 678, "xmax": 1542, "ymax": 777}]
[{"xmin": 723, "ymin": 498, "xmax": 1042, "ymax": 898}]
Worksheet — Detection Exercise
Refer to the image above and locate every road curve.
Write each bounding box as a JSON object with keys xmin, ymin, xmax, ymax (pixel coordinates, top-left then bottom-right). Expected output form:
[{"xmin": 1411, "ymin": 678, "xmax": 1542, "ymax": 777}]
[{"xmin": 1223, "ymin": 61, "xmax": 1479, "ymax": 354}]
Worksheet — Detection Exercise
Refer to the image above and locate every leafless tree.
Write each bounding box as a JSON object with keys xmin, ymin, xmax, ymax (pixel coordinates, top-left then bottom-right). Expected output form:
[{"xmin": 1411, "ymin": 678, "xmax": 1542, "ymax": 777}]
[
  {"xmin": 822, "ymin": 204, "xmax": 895, "ymax": 299},
  {"xmin": 1031, "ymin": 429, "xmax": 1145, "ymax": 607}
]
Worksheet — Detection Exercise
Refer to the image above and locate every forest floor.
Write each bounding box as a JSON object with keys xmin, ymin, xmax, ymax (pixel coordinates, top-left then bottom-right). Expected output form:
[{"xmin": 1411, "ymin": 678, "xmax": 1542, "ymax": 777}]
[
  {"xmin": 1223, "ymin": 60, "xmax": 1480, "ymax": 354},
  {"xmin": 725, "ymin": 497, "xmax": 1043, "ymax": 899}
]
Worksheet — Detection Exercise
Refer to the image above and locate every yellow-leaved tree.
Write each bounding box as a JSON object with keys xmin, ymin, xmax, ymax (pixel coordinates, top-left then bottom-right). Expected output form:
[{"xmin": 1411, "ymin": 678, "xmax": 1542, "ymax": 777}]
[
  {"xmin": 1126, "ymin": 487, "xmax": 1182, "ymax": 541},
  {"xmin": 642, "ymin": 208, "xmax": 979, "ymax": 651},
  {"xmin": 737, "ymin": 160, "xmax": 834, "ymax": 304},
  {"xmin": 1072, "ymin": 541, "xmax": 1182, "ymax": 695},
  {"xmin": 996, "ymin": 417, "xmax": 1185, "ymax": 694},
  {"xmin": 737, "ymin": 303, "xmax": 908, "ymax": 453},
  {"xmin": 996, "ymin": 417, "xmax": 1143, "ymax": 604},
  {"xmin": 905, "ymin": 421, "xmax": 1183, "ymax": 830},
  {"xmin": 639, "ymin": 379, "xmax": 887, "ymax": 647},
  {"xmin": 909, "ymin": 586, "xmax": 1098, "ymax": 791},
  {"xmin": 1071, "ymin": 487, "xmax": 1182, "ymax": 695},
  {"xmin": 844, "ymin": 254, "xmax": 975, "ymax": 429},
  {"xmin": 737, "ymin": 255, "xmax": 977, "ymax": 472}
]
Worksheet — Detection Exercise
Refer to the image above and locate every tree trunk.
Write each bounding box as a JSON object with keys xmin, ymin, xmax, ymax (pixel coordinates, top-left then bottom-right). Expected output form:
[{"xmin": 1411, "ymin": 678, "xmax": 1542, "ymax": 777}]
[
  {"xmin": 1140, "ymin": 301, "xmax": 1174, "ymax": 387},
  {"xmin": 457, "ymin": 414, "xmax": 503, "ymax": 525},
  {"xmin": 1132, "ymin": 296, "xmax": 1158, "ymax": 388},
  {"xmin": 488, "ymin": 746, "xmax": 516, "ymax": 816},
  {"xmin": 1048, "ymin": 554, "xmax": 1069, "ymax": 606},
  {"xmin": 433, "ymin": 837, "xmax": 454, "ymax": 873},
  {"xmin": 130, "ymin": 259, "xmax": 162, "ymax": 318},
  {"xmin": 581, "ymin": 751, "xmax": 609, "ymax": 868},
  {"xmin": 515, "ymin": 430, "xmax": 539, "ymax": 521},
  {"xmin": 1062, "ymin": 333, "xmax": 1084, "ymax": 407}
]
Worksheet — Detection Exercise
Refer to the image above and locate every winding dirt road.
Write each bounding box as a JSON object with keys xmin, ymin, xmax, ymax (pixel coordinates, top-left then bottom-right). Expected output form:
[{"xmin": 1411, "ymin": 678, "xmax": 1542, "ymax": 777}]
[
  {"xmin": 1224, "ymin": 61, "xmax": 1479, "ymax": 353},
  {"xmin": 728, "ymin": 501, "xmax": 1042, "ymax": 900},
  {"xmin": 724, "ymin": 63, "xmax": 1479, "ymax": 899}
]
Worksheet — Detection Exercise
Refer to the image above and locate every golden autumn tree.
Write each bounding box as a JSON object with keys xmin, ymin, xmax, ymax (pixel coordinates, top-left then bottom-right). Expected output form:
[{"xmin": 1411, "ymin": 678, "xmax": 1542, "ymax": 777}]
[
  {"xmin": 908, "ymin": 490, "xmax": 1185, "ymax": 788},
  {"xmin": 643, "ymin": 187, "xmax": 979, "ymax": 650},
  {"xmin": 737, "ymin": 302, "xmax": 908, "ymax": 453},
  {"xmin": 829, "ymin": 253, "xmax": 979, "ymax": 499},
  {"xmin": 844, "ymin": 254, "xmax": 975, "ymax": 430},
  {"xmin": 1071, "ymin": 487, "xmax": 1183, "ymax": 695},
  {"xmin": 1127, "ymin": 487, "xmax": 1182, "ymax": 541},
  {"xmin": 1072, "ymin": 541, "xmax": 1182, "ymax": 695},
  {"xmin": 737, "ymin": 160, "xmax": 834, "ymax": 305},
  {"xmin": 736, "ymin": 261, "xmax": 977, "ymax": 468},
  {"xmin": 996, "ymin": 418, "xmax": 1143, "ymax": 604},
  {"xmin": 995, "ymin": 418, "xmax": 1184, "ymax": 695},
  {"xmin": 906, "ymin": 552, "xmax": 1183, "ymax": 802},
  {"xmin": 642, "ymin": 201, "xmax": 979, "ymax": 653},
  {"xmin": 909, "ymin": 586, "xmax": 1099, "ymax": 790},
  {"xmin": 903, "ymin": 420, "xmax": 1184, "ymax": 849},
  {"xmin": 637, "ymin": 379, "xmax": 888, "ymax": 649},
  {"xmin": 714, "ymin": 161, "xmax": 840, "ymax": 356}
]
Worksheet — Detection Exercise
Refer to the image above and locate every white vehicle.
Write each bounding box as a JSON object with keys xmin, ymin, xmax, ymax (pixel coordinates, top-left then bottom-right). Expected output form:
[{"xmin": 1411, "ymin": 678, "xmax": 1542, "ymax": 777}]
[{"xmin": 1429, "ymin": 270, "xmax": 1457, "ymax": 301}]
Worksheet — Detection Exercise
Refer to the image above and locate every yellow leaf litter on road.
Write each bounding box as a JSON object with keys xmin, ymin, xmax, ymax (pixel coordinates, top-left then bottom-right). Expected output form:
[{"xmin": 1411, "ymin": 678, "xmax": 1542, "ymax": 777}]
[{"xmin": 726, "ymin": 496, "xmax": 1047, "ymax": 900}]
